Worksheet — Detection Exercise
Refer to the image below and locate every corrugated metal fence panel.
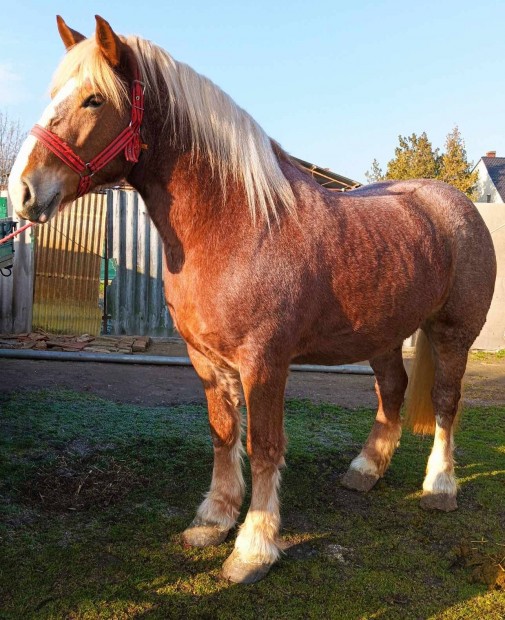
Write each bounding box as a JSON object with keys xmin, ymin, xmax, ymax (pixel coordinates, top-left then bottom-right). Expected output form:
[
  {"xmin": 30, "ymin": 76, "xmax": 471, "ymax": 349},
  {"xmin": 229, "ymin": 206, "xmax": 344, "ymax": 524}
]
[
  {"xmin": 107, "ymin": 190, "xmax": 172, "ymax": 336},
  {"xmin": 0, "ymin": 190, "xmax": 34, "ymax": 333},
  {"xmin": 32, "ymin": 193, "xmax": 107, "ymax": 335}
]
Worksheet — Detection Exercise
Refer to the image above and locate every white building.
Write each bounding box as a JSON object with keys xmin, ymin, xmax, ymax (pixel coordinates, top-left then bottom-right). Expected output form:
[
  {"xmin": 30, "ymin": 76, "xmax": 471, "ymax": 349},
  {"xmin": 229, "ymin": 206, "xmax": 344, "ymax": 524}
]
[{"xmin": 474, "ymin": 151, "xmax": 505, "ymax": 203}]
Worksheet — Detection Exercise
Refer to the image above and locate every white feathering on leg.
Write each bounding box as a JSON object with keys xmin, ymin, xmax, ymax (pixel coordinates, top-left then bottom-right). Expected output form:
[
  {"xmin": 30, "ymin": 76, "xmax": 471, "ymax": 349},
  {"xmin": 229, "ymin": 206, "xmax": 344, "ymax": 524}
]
[
  {"xmin": 234, "ymin": 468, "xmax": 281, "ymax": 564},
  {"xmin": 423, "ymin": 425, "xmax": 457, "ymax": 496}
]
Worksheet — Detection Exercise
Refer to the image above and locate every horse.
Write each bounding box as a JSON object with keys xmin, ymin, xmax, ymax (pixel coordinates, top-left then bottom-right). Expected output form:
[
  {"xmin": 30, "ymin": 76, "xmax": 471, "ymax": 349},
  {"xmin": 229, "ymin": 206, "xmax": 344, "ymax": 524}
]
[{"xmin": 8, "ymin": 15, "xmax": 496, "ymax": 584}]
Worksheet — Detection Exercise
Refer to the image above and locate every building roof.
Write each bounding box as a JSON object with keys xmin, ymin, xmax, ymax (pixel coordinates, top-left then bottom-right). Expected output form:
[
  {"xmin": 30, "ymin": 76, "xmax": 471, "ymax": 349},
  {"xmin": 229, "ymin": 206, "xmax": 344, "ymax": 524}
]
[
  {"xmin": 480, "ymin": 156, "xmax": 505, "ymax": 201},
  {"xmin": 293, "ymin": 156, "xmax": 361, "ymax": 191}
]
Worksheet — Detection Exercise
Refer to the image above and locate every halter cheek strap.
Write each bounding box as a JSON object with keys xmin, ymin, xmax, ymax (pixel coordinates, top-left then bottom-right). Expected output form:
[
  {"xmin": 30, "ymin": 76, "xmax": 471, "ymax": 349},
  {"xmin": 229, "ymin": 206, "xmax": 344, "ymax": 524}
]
[{"xmin": 30, "ymin": 72, "xmax": 145, "ymax": 199}]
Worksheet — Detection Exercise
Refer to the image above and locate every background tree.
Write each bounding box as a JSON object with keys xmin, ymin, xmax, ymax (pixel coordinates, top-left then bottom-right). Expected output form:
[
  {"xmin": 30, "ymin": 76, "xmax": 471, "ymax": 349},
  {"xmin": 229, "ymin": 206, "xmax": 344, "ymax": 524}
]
[
  {"xmin": 366, "ymin": 127, "xmax": 479, "ymax": 199},
  {"xmin": 385, "ymin": 132, "xmax": 440, "ymax": 180},
  {"xmin": 365, "ymin": 158, "xmax": 385, "ymax": 183},
  {"xmin": 0, "ymin": 111, "xmax": 25, "ymax": 189},
  {"xmin": 438, "ymin": 126, "xmax": 478, "ymax": 200}
]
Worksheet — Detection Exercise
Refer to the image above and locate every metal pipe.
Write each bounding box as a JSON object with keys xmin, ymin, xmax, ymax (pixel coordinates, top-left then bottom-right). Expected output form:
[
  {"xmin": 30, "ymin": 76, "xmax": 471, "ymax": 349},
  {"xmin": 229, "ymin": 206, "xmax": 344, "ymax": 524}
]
[
  {"xmin": 102, "ymin": 215, "xmax": 109, "ymax": 335},
  {"xmin": 0, "ymin": 348, "xmax": 374, "ymax": 374}
]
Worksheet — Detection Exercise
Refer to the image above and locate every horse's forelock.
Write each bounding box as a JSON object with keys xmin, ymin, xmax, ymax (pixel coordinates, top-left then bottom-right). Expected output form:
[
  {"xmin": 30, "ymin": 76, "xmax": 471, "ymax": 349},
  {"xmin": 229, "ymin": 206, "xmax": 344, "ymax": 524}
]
[{"xmin": 51, "ymin": 37, "xmax": 128, "ymax": 111}]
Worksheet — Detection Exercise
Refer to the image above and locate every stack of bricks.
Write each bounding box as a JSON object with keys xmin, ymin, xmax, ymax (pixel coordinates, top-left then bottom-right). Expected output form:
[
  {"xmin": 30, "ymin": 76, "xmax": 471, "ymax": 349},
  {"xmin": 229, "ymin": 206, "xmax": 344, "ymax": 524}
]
[{"xmin": 0, "ymin": 332, "xmax": 151, "ymax": 354}]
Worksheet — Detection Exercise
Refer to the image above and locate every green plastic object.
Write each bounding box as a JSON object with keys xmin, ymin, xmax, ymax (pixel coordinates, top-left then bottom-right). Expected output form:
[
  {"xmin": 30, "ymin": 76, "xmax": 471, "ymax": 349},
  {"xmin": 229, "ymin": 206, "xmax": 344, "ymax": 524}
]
[
  {"xmin": 0, "ymin": 218, "xmax": 15, "ymax": 269},
  {"xmin": 0, "ymin": 197, "xmax": 7, "ymax": 219}
]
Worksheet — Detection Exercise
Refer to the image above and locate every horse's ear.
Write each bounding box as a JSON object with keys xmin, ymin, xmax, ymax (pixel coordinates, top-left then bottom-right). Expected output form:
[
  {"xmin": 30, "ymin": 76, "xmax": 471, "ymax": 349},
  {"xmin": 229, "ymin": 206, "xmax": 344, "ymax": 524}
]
[
  {"xmin": 56, "ymin": 15, "xmax": 86, "ymax": 50},
  {"xmin": 95, "ymin": 15, "xmax": 122, "ymax": 67}
]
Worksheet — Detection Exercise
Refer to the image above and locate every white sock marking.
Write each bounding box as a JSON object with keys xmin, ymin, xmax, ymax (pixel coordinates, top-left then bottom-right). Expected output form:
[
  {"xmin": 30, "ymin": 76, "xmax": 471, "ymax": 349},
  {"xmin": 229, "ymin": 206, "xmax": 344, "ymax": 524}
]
[{"xmin": 349, "ymin": 453, "xmax": 379, "ymax": 477}]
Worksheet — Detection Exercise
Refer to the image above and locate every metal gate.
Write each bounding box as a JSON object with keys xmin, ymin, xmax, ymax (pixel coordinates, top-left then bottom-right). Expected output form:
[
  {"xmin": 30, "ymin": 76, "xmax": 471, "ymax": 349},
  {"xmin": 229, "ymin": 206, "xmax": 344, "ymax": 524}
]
[
  {"xmin": 106, "ymin": 190, "xmax": 172, "ymax": 336},
  {"xmin": 4, "ymin": 189, "xmax": 172, "ymax": 337},
  {"xmin": 32, "ymin": 193, "xmax": 107, "ymax": 335}
]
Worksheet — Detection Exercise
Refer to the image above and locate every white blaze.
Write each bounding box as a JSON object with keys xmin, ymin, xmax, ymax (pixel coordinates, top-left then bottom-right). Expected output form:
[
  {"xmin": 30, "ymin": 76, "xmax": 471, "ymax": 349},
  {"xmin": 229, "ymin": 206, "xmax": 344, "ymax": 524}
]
[
  {"xmin": 38, "ymin": 78, "xmax": 78, "ymax": 127},
  {"xmin": 8, "ymin": 78, "xmax": 78, "ymax": 218}
]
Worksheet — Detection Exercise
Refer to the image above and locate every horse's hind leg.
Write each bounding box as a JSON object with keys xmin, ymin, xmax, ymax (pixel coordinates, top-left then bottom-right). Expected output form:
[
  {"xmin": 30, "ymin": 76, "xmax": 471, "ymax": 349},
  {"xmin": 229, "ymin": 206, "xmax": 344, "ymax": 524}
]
[
  {"xmin": 342, "ymin": 347, "xmax": 407, "ymax": 492},
  {"xmin": 182, "ymin": 346, "xmax": 245, "ymax": 546},
  {"xmin": 419, "ymin": 327, "xmax": 469, "ymax": 512}
]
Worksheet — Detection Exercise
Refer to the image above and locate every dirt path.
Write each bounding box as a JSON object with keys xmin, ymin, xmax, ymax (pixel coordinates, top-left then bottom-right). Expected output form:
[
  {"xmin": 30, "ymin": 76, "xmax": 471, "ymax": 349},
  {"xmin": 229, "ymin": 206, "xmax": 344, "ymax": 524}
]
[
  {"xmin": 1, "ymin": 339, "xmax": 504, "ymax": 408},
  {"xmin": 0, "ymin": 359, "xmax": 379, "ymax": 408}
]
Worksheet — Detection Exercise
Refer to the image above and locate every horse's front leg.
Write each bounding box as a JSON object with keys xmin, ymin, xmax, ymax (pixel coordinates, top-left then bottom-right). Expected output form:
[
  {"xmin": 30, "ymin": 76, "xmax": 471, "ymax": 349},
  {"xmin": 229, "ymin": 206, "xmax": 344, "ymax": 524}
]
[
  {"xmin": 222, "ymin": 360, "xmax": 289, "ymax": 584},
  {"xmin": 182, "ymin": 346, "xmax": 245, "ymax": 547}
]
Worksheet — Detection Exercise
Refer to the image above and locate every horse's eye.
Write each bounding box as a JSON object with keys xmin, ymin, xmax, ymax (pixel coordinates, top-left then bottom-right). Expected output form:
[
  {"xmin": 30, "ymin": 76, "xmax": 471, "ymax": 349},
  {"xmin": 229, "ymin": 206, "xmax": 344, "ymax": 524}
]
[{"xmin": 82, "ymin": 95, "xmax": 104, "ymax": 109}]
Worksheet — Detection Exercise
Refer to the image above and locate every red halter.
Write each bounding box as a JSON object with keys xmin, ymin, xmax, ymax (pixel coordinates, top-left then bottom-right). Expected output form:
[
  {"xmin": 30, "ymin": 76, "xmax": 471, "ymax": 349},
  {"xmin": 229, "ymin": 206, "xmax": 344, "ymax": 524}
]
[{"xmin": 30, "ymin": 70, "xmax": 145, "ymax": 198}]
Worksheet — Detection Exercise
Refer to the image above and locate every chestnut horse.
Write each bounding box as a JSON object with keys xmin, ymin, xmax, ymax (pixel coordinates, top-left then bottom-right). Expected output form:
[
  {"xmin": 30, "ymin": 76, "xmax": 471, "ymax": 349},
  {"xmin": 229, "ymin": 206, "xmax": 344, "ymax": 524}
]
[{"xmin": 9, "ymin": 16, "xmax": 496, "ymax": 583}]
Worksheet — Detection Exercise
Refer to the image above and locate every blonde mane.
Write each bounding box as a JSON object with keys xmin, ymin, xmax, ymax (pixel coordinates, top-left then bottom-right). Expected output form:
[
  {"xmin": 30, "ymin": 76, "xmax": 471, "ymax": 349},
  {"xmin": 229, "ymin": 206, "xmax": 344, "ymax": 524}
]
[{"xmin": 52, "ymin": 35, "xmax": 296, "ymax": 221}]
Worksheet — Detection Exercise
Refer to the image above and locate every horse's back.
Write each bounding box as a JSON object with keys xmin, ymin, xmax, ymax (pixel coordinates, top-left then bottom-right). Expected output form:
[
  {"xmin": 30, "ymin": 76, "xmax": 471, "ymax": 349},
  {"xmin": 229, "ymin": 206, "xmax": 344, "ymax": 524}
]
[
  {"xmin": 348, "ymin": 178, "xmax": 490, "ymax": 239},
  {"xmin": 285, "ymin": 174, "xmax": 496, "ymax": 362},
  {"xmin": 332, "ymin": 178, "xmax": 495, "ymax": 279}
]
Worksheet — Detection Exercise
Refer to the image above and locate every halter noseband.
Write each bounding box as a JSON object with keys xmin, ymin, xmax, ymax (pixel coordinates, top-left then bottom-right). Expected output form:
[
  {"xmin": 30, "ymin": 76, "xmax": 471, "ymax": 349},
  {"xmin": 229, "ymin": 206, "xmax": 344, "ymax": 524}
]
[{"xmin": 30, "ymin": 69, "xmax": 145, "ymax": 199}]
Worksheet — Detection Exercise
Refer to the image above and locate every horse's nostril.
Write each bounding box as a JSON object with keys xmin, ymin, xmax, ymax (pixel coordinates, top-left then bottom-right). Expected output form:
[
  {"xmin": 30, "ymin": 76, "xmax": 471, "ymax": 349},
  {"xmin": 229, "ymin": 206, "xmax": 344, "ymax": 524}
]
[{"xmin": 22, "ymin": 181, "xmax": 32, "ymax": 208}]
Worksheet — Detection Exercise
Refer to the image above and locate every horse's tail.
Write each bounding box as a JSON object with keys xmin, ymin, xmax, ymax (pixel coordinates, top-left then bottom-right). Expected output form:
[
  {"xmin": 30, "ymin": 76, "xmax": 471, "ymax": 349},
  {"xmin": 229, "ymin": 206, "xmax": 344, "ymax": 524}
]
[{"xmin": 404, "ymin": 330, "xmax": 436, "ymax": 435}]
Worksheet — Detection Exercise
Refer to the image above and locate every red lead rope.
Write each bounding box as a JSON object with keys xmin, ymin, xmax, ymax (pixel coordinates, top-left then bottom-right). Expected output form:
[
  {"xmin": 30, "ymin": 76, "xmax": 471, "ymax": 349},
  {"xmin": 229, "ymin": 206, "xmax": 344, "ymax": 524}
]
[
  {"xmin": 0, "ymin": 222, "xmax": 33, "ymax": 246},
  {"xmin": 30, "ymin": 72, "xmax": 145, "ymax": 199}
]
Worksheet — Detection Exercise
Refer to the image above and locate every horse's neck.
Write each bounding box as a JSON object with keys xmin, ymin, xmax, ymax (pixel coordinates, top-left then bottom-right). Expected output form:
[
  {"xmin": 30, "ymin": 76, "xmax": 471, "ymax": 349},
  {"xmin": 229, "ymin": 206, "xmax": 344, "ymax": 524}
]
[{"xmin": 128, "ymin": 148, "xmax": 247, "ymax": 271}]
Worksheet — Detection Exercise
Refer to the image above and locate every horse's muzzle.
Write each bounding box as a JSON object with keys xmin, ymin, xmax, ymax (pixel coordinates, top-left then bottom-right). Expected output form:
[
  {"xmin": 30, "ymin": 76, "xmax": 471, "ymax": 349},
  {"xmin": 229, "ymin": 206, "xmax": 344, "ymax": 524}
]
[{"xmin": 16, "ymin": 177, "xmax": 61, "ymax": 223}]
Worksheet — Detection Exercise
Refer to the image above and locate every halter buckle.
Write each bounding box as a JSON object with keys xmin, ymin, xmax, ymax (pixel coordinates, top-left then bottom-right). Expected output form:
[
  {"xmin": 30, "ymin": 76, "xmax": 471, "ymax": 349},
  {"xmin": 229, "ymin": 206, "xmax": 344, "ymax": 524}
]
[
  {"xmin": 80, "ymin": 163, "xmax": 95, "ymax": 178},
  {"xmin": 133, "ymin": 79, "xmax": 146, "ymax": 94}
]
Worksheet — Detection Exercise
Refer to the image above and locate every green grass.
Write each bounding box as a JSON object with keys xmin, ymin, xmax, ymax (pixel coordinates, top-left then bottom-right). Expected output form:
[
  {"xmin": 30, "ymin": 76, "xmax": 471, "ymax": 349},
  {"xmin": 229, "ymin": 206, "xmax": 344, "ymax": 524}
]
[
  {"xmin": 469, "ymin": 349, "xmax": 505, "ymax": 362},
  {"xmin": 1, "ymin": 390, "xmax": 504, "ymax": 619}
]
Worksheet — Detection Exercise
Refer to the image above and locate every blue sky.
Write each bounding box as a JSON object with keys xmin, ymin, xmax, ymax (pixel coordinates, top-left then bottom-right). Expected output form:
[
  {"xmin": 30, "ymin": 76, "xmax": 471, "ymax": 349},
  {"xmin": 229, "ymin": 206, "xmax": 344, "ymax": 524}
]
[{"xmin": 1, "ymin": 1, "xmax": 505, "ymax": 183}]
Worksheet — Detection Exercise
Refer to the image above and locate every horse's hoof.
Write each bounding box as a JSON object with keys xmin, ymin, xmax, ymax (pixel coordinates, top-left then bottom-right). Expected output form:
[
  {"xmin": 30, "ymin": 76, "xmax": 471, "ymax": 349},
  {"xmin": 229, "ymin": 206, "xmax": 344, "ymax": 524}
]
[
  {"xmin": 221, "ymin": 550, "xmax": 274, "ymax": 584},
  {"xmin": 420, "ymin": 492, "xmax": 458, "ymax": 512},
  {"xmin": 182, "ymin": 519, "xmax": 230, "ymax": 547},
  {"xmin": 341, "ymin": 468, "xmax": 379, "ymax": 492}
]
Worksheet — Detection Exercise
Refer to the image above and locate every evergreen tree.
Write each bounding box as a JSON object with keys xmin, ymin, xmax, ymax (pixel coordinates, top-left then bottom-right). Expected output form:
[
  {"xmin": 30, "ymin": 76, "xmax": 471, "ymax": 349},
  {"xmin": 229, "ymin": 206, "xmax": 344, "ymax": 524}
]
[
  {"xmin": 385, "ymin": 132, "xmax": 440, "ymax": 180},
  {"xmin": 365, "ymin": 158, "xmax": 385, "ymax": 183},
  {"xmin": 438, "ymin": 126, "xmax": 478, "ymax": 199},
  {"xmin": 366, "ymin": 127, "xmax": 479, "ymax": 199}
]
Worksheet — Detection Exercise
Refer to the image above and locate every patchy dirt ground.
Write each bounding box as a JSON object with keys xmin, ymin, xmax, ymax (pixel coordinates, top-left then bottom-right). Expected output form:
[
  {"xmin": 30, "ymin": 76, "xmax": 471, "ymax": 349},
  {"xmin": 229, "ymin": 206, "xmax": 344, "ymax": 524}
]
[{"xmin": 1, "ymin": 338, "xmax": 505, "ymax": 408}]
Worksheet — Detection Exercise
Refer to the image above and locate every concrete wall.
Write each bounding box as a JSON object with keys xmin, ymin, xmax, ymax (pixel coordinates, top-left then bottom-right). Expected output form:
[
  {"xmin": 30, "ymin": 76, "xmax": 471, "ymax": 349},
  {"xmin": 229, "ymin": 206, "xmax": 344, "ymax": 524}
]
[{"xmin": 472, "ymin": 202, "xmax": 505, "ymax": 350}]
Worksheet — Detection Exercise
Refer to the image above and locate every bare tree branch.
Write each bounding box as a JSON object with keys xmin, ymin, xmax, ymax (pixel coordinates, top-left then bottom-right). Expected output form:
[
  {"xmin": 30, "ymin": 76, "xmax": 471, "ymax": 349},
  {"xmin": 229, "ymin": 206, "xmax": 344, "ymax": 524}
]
[{"xmin": 0, "ymin": 110, "xmax": 26, "ymax": 188}]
